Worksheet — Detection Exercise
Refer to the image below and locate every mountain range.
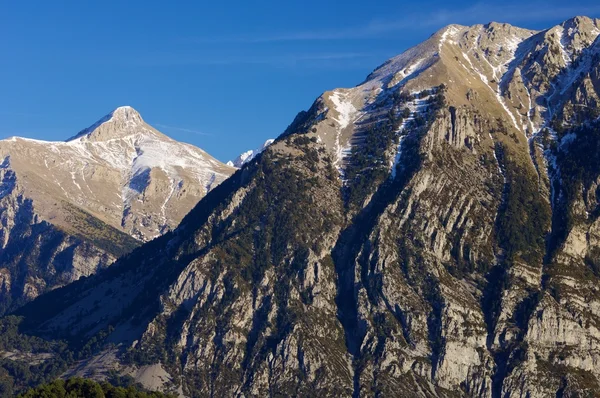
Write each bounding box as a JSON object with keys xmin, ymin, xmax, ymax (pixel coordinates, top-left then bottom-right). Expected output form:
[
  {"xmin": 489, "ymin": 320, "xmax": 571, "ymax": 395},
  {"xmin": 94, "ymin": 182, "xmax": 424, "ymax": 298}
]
[{"xmin": 2, "ymin": 15, "xmax": 600, "ymax": 398}]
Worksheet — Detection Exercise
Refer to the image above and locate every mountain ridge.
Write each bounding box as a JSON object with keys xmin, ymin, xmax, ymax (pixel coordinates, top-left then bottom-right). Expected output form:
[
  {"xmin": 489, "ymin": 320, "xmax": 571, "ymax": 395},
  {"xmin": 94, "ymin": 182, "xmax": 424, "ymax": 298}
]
[{"xmin": 4, "ymin": 15, "xmax": 600, "ymax": 398}]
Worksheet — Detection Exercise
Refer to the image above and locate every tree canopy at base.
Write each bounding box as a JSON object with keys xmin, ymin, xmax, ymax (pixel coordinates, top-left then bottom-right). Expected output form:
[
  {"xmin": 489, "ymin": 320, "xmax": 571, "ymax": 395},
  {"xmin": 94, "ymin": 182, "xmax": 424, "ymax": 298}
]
[{"xmin": 17, "ymin": 378, "xmax": 175, "ymax": 398}]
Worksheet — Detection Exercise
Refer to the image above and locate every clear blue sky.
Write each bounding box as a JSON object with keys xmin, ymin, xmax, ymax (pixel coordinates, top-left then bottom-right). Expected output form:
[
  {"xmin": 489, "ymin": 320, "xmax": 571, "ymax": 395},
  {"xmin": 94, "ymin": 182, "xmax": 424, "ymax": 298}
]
[{"xmin": 1, "ymin": 1, "xmax": 599, "ymax": 162}]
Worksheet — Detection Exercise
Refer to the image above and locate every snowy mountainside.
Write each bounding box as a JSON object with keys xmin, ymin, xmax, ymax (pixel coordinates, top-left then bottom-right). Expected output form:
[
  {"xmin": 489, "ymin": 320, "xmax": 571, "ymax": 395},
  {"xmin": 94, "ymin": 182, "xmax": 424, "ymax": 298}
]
[
  {"xmin": 0, "ymin": 106, "xmax": 235, "ymax": 310},
  {"xmin": 1, "ymin": 106, "xmax": 235, "ymax": 240}
]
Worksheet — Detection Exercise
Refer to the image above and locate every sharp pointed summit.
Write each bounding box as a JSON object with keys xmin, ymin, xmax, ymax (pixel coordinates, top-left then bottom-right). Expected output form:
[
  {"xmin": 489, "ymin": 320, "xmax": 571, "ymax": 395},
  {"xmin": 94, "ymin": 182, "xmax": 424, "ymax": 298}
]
[{"xmin": 67, "ymin": 105, "xmax": 152, "ymax": 142}]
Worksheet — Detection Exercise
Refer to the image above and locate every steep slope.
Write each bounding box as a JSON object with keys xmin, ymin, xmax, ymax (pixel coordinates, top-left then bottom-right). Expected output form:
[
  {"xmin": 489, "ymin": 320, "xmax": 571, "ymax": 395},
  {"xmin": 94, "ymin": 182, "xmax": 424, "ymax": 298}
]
[
  {"xmin": 5, "ymin": 16, "xmax": 600, "ymax": 398},
  {"xmin": 0, "ymin": 107, "xmax": 235, "ymax": 312}
]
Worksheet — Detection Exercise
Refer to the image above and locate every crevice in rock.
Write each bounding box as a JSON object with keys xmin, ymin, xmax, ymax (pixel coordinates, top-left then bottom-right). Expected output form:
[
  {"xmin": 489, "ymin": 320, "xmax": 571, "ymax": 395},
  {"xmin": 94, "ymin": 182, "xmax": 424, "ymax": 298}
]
[
  {"xmin": 482, "ymin": 264, "xmax": 508, "ymax": 350},
  {"xmin": 333, "ymin": 149, "xmax": 420, "ymax": 396},
  {"xmin": 333, "ymin": 91, "xmax": 446, "ymax": 396},
  {"xmin": 424, "ymin": 275, "xmax": 445, "ymax": 379},
  {"xmin": 449, "ymin": 106, "xmax": 457, "ymax": 141},
  {"xmin": 529, "ymin": 137, "xmax": 542, "ymax": 187}
]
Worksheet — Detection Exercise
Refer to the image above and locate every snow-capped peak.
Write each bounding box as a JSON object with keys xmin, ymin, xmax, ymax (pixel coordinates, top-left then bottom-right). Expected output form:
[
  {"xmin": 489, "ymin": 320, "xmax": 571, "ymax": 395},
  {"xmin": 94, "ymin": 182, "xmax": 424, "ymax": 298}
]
[
  {"xmin": 227, "ymin": 139, "xmax": 275, "ymax": 168},
  {"xmin": 66, "ymin": 106, "xmax": 146, "ymax": 142},
  {"xmin": 111, "ymin": 106, "xmax": 143, "ymax": 123}
]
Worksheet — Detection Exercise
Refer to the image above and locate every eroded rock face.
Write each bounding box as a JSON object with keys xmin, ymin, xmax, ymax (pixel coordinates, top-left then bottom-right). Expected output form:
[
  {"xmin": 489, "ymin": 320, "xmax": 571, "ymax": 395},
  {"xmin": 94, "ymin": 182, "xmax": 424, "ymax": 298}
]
[
  {"xmin": 0, "ymin": 107, "xmax": 234, "ymax": 312},
  {"xmin": 10, "ymin": 16, "xmax": 600, "ymax": 398}
]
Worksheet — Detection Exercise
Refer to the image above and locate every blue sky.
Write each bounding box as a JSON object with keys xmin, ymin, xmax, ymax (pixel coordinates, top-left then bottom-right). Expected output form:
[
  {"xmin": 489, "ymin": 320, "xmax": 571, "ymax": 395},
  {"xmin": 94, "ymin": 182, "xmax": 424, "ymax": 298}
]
[{"xmin": 1, "ymin": 1, "xmax": 600, "ymax": 162}]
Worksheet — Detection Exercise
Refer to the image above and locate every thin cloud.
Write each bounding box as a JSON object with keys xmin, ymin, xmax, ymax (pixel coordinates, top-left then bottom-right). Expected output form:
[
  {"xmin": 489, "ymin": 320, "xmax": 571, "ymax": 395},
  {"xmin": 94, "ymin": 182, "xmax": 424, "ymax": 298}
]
[
  {"xmin": 190, "ymin": 3, "xmax": 600, "ymax": 43},
  {"xmin": 125, "ymin": 52, "xmax": 375, "ymax": 67},
  {"xmin": 154, "ymin": 123, "xmax": 212, "ymax": 136}
]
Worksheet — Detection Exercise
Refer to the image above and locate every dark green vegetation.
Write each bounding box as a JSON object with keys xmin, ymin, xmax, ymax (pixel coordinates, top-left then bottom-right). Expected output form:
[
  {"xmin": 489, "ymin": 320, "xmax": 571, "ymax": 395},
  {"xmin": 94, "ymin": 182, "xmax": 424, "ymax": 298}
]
[
  {"xmin": 61, "ymin": 202, "xmax": 140, "ymax": 258},
  {"xmin": 0, "ymin": 317, "xmax": 70, "ymax": 396},
  {"xmin": 0, "ymin": 317, "xmax": 128, "ymax": 396},
  {"xmin": 17, "ymin": 377, "xmax": 174, "ymax": 398},
  {"xmin": 494, "ymin": 142, "xmax": 550, "ymax": 263}
]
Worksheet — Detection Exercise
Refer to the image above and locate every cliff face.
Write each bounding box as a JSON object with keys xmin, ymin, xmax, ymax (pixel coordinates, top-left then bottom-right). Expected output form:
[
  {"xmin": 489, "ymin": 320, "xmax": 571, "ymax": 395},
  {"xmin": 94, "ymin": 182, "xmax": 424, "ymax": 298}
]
[
  {"xmin": 8, "ymin": 16, "xmax": 600, "ymax": 398},
  {"xmin": 0, "ymin": 107, "xmax": 234, "ymax": 313}
]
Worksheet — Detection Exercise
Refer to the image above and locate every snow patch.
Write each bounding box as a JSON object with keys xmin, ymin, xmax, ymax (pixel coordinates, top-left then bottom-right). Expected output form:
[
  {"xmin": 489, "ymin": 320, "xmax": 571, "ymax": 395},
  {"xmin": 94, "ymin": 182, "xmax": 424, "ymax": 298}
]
[
  {"xmin": 390, "ymin": 94, "xmax": 430, "ymax": 179},
  {"xmin": 439, "ymin": 26, "xmax": 460, "ymax": 50},
  {"xmin": 461, "ymin": 51, "xmax": 522, "ymax": 133},
  {"xmin": 330, "ymin": 91, "xmax": 357, "ymax": 130},
  {"xmin": 228, "ymin": 139, "xmax": 274, "ymax": 168}
]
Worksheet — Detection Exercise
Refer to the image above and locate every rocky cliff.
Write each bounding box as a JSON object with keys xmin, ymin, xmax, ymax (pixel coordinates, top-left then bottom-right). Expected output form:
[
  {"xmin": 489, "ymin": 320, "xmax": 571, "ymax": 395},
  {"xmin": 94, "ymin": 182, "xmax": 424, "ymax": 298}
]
[{"xmin": 5, "ymin": 16, "xmax": 600, "ymax": 398}]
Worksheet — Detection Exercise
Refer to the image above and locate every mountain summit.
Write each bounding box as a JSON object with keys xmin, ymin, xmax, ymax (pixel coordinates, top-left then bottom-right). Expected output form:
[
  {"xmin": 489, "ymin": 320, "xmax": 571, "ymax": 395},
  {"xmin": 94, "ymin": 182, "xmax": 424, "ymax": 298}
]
[
  {"xmin": 67, "ymin": 106, "xmax": 146, "ymax": 142},
  {"xmin": 6, "ymin": 16, "xmax": 600, "ymax": 398},
  {"xmin": 0, "ymin": 108, "xmax": 235, "ymax": 313}
]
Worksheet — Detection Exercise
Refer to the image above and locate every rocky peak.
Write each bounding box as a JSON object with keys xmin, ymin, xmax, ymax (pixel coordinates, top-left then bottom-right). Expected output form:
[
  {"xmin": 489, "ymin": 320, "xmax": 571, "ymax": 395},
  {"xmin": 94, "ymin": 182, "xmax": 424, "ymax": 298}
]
[
  {"xmin": 66, "ymin": 105, "xmax": 152, "ymax": 142},
  {"xmin": 0, "ymin": 103, "xmax": 235, "ymax": 314},
  {"xmin": 110, "ymin": 105, "xmax": 144, "ymax": 124},
  {"xmin": 544, "ymin": 16, "xmax": 600, "ymax": 54},
  {"xmin": 561, "ymin": 15, "xmax": 600, "ymax": 32}
]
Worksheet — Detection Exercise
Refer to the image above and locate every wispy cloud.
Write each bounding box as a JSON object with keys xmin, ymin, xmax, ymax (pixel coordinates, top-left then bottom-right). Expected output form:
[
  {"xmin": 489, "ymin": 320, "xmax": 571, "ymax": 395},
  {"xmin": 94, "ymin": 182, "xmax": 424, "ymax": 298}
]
[
  {"xmin": 190, "ymin": 2, "xmax": 600, "ymax": 44},
  {"xmin": 154, "ymin": 123, "xmax": 212, "ymax": 136},
  {"xmin": 125, "ymin": 52, "xmax": 376, "ymax": 67}
]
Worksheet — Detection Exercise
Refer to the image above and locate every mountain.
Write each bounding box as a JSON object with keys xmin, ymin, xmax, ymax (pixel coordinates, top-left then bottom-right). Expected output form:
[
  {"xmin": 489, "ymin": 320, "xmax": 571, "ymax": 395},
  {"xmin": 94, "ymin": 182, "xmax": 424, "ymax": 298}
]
[
  {"xmin": 227, "ymin": 139, "xmax": 274, "ymax": 168},
  {"xmin": 0, "ymin": 106, "xmax": 235, "ymax": 313},
  {"xmin": 5, "ymin": 16, "xmax": 600, "ymax": 398}
]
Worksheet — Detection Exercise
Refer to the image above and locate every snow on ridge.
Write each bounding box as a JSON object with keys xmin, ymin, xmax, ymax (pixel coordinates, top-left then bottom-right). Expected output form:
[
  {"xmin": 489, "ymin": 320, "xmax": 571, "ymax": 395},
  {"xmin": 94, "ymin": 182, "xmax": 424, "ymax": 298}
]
[
  {"xmin": 1, "ymin": 136, "xmax": 55, "ymax": 145},
  {"xmin": 1, "ymin": 116, "xmax": 229, "ymax": 217},
  {"xmin": 555, "ymin": 26, "xmax": 572, "ymax": 66},
  {"xmin": 387, "ymin": 57, "xmax": 434, "ymax": 88},
  {"xmin": 439, "ymin": 25, "xmax": 461, "ymax": 50},
  {"xmin": 228, "ymin": 139, "xmax": 275, "ymax": 168},
  {"xmin": 459, "ymin": 46, "xmax": 522, "ymax": 134},
  {"xmin": 362, "ymin": 28, "xmax": 449, "ymax": 89},
  {"xmin": 502, "ymin": 35, "xmax": 523, "ymax": 53}
]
